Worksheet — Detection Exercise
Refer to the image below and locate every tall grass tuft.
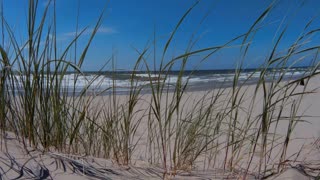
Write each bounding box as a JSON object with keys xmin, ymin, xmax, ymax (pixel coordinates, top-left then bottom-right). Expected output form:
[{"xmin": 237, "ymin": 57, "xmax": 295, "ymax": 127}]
[{"xmin": 0, "ymin": 0, "xmax": 106, "ymax": 153}]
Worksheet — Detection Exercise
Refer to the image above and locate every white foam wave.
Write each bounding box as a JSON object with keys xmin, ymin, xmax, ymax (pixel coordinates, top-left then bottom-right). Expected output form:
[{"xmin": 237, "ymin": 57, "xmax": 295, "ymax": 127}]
[{"xmin": 9, "ymin": 69, "xmax": 309, "ymax": 92}]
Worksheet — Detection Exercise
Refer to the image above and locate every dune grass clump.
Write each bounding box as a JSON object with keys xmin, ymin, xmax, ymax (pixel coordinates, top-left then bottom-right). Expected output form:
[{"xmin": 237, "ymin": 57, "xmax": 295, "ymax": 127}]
[
  {"xmin": 137, "ymin": 1, "xmax": 320, "ymax": 177},
  {"xmin": 0, "ymin": 0, "xmax": 319, "ymax": 179},
  {"xmin": 0, "ymin": 0, "xmax": 107, "ymax": 153}
]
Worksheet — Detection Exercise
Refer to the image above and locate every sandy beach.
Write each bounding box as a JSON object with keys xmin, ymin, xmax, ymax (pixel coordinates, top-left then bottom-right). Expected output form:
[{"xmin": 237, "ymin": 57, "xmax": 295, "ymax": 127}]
[{"xmin": 0, "ymin": 74, "xmax": 319, "ymax": 179}]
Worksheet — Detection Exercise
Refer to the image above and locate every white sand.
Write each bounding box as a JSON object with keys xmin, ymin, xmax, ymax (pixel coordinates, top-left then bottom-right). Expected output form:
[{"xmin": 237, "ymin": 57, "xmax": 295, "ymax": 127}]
[{"xmin": 0, "ymin": 76, "xmax": 320, "ymax": 179}]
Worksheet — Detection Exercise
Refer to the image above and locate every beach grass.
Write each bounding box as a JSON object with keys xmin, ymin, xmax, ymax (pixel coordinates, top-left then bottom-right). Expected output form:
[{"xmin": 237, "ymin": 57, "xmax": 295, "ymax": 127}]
[{"xmin": 0, "ymin": 0, "xmax": 319, "ymax": 179}]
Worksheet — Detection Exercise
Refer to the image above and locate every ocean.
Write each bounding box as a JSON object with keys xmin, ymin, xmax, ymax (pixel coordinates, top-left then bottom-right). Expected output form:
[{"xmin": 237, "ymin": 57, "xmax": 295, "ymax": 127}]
[{"xmin": 11, "ymin": 67, "xmax": 315, "ymax": 95}]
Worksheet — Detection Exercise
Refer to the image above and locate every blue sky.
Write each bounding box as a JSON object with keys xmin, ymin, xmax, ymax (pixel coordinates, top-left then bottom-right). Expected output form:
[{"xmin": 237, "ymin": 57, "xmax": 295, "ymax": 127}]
[{"xmin": 2, "ymin": 0, "xmax": 320, "ymax": 70}]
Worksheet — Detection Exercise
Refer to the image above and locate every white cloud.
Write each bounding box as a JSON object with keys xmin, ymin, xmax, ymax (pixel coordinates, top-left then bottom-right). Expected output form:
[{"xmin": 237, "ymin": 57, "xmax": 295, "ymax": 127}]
[
  {"xmin": 98, "ymin": 27, "xmax": 117, "ymax": 34},
  {"xmin": 64, "ymin": 26, "xmax": 117, "ymax": 37},
  {"xmin": 19, "ymin": 26, "xmax": 117, "ymax": 50}
]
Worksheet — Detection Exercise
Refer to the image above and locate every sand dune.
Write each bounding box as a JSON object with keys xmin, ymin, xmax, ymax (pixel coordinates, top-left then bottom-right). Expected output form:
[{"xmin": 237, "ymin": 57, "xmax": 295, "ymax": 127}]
[{"xmin": 1, "ymin": 76, "xmax": 320, "ymax": 179}]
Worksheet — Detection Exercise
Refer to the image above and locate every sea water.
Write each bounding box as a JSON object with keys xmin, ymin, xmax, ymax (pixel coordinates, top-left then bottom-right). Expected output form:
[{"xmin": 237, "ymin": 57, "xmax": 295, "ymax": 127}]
[{"xmin": 8, "ymin": 67, "xmax": 316, "ymax": 95}]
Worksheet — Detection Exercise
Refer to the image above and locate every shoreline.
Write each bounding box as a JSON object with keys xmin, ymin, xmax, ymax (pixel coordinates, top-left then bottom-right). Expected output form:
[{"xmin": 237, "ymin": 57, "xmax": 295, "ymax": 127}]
[{"xmin": 8, "ymin": 74, "xmax": 306, "ymax": 97}]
